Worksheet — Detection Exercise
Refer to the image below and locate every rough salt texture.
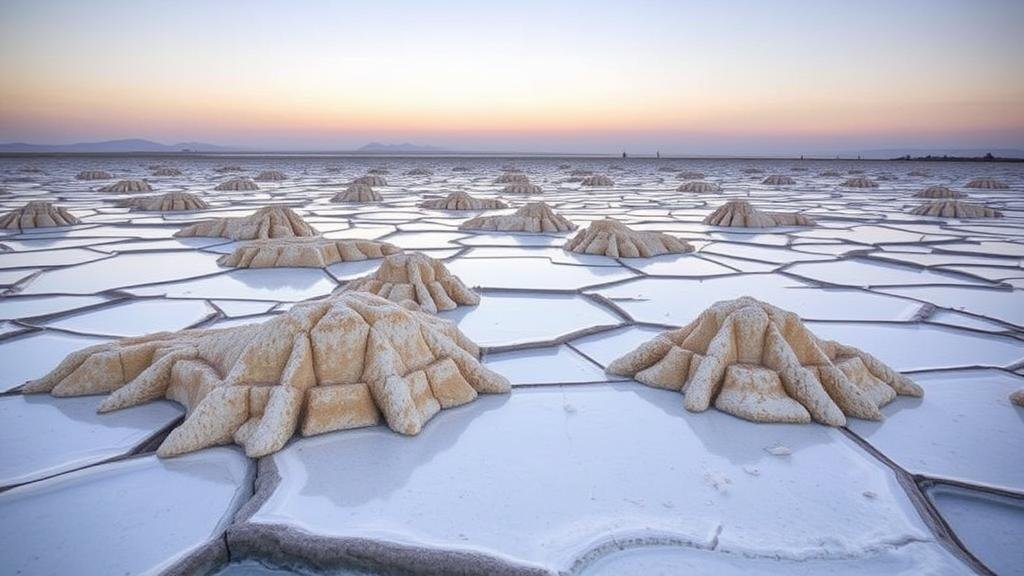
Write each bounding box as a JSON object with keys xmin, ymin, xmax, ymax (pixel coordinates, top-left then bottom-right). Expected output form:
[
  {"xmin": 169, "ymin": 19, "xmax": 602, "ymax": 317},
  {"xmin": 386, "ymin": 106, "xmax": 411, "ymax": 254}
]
[
  {"xmin": 762, "ymin": 175, "xmax": 795, "ymax": 185},
  {"xmin": 819, "ymin": 170, "xmax": 841, "ymax": 177},
  {"xmin": 99, "ymin": 179, "xmax": 154, "ymax": 193},
  {"xmin": 352, "ymin": 175, "xmax": 388, "ymax": 187},
  {"xmin": 175, "ymin": 206, "xmax": 318, "ymax": 240},
  {"xmin": 419, "ymin": 191, "xmax": 507, "ymax": 211},
  {"xmin": 124, "ymin": 192, "xmax": 208, "ymax": 212},
  {"xmin": 215, "ymin": 165, "xmax": 243, "ymax": 173},
  {"xmin": 502, "ymin": 182, "xmax": 542, "ymax": 194},
  {"xmin": 608, "ymin": 297, "xmax": 923, "ymax": 426},
  {"xmin": 703, "ymin": 200, "xmax": 816, "ymax": 227},
  {"xmin": 404, "ymin": 168, "xmax": 433, "ymax": 176},
  {"xmin": 331, "ymin": 183, "xmax": 382, "ymax": 203},
  {"xmin": 218, "ymin": 238, "xmax": 401, "ymax": 268},
  {"xmin": 255, "ymin": 171, "xmax": 287, "ymax": 182},
  {"xmin": 677, "ymin": 180, "xmax": 720, "ymax": 193},
  {"xmin": 460, "ymin": 202, "xmax": 577, "ymax": 233},
  {"xmin": 678, "ymin": 171, "xmax": 705, "ymax": 180},
  {"xmin": 1011, "ymin": 389, "xmax": 1024, "ymax": 407},
  {"xmin": 152, "ymin": 167, "xmax": 182, "ymax": 177},
  {"xmin": 76, "ymin": 170, "xmax": 112, "ymax": 180},
  {"xmin": 494, "ymin": 173, "xmax": 529, "ymax": 184},
  {"xmin": 22, "ymin": 292, "xmax": 510, "ymax": 457},
  {"xmin": 344, "ymin": 253, "xmax": 480, "ymax": 313},
  {"xmin": 910, "ymin": 200, "xmax": 1002, "ymax": 219},
  {"xmin": 966, "ymin": 178, "xmax": 1009, "ymax": 190},
  {"xmin": 0, "ymin": 201, "xmax": 80, "ymax": 229},
  {"xmin": 580, "ymin": 174, "xmax": 615, "ymax": 187},
  {"xmin": 367, "ymin": 168, "xmax": 389, "ymax": 175},
  {"xmin": 564, "ymin": 218, "xmax": 693, "ymax": 258},
  {"xmin": 914, "ymin": 186, "xmax": 966, "ymax": 199},
  {"xmin": 841, "ymin": 177, "xmax": 879, "ymax": 188},
  {"xmin": 214, "ymin": 178, "xmax": 259, "ymax": 191}
]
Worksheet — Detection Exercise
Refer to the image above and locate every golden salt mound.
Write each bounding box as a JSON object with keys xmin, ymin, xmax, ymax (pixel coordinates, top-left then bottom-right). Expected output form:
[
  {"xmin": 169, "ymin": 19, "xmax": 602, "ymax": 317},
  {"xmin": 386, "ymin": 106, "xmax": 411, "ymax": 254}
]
[
  {"xmin": 331, "ymin": 183, "xmax": 381, "ymax": 203},
  {"xmin": 255, "ymin": 170, "xmax": 287, "ymax": 182},
  {"xmin": 1011, "ymin": 389, "xmax": 1024, "ymax": 407},
  {"xmin": 580, "ymin": 174, "xmax": 614, "ymax": 187},
  {"xmin": 495, "ymin": 173, "xmax": 529, "ymax": 184},
  {"xmin": 677, "ymin": 181, "xmax": 720, "ymax": 193},
  {"xmin": 914, "ymin": 186, "xmax": 965, "ymax": 199},
  {"xmin": 841, "ymin": 177, "xmax": 878, "ymax": 188},
  {"xmin": 910, "ymin": 200, "xmax": 1002, "ymax": 219},
  {"xmin": 99, "ymin": 179, "xmax": 153, "ymax": 193},
  {"xmin": 564, "ymin": 218, "xmax": 692, "ymax": 258},
  {"xmin": 0, "ymin": 201, "xmax": 80, "ymax": 229},
  {"xmin": 176, "ymin": 206, "xmax": 317, "ymax": 240},
  {"xmin": 502, "ymin": 182, "xmax": 542, "ymax": 194},
  {"xmin": 762, "ymin": 175, "xmax": 795, "ymax": 186},
  {"xmin": 404, "ymin": 167, "xmax": 434, "ymax": 176},
  {"xmin": 353, "ymin": 175, "xmax": 388, "ymax": 186},
  {"xmin": 214, "ymin": 177, "xmax": 259, "ymax": 191},
  {"xmin": 419, "ymin": 191, "xmax": 507, "ymax": 210},
  {"xmin": 703, "ymin": 200, "xmax": 815, "ymax": 228},
  {"xmin": 460, "ymin": 202, "xmax": 577, "ymax": 233},
  {"xmin": 152, "ymin": 167, "xmax": 183, "ymax": 177},
  {"xmin": 678, "ymin": 171, "xmax": 705, "ymax": 180},
  {"xmin": 124, "ymin": 191, "xmax": 208, "ymax": 212},
  {"xmin": 343, "ymin": 252, "xmax": 479, "ymax": 314},
  {"xmin": 23, "ymin": 292, "xmax": 509, "ymax": 457},
  {"xmin": 608, "ymin": 296, "xmax": 923, "ymax": 426},
  {"xmin": 219, "ymin": 237, "xmax": 401, "ymax": 268},
  {"xmin": 76, "ymin": 170, "xmax": 112, "ymax": 180},
  {"xmin": 965, "ymin": 178, "xmax": 1009, "ymax": 190}
]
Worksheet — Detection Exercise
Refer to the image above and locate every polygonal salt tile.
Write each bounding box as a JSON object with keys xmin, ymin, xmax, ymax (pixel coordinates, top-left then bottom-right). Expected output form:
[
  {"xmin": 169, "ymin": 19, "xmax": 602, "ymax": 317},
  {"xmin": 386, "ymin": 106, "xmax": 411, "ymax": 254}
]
[
  {"xmin": 19, "ymin": 251, "xmax": 224, "ymax": 295},
  {"xmin": 621, "ymin": 253, "xmax": 737, "ymax": 277},
  {"xmin": 787, "ymin": 258, "xmax": 992, "ymax": 288},
  {"xmin": 569, "ymin": 324, "xmax": 668, "ymax": 367},
  {"xmin": 926, "ymin": 484, "xmax": 1024, "ymax": 576},
  {"xmin": 700, "ymin": 242, "xmax": 834, "ymax": 264},
  {"xmin": 879, "ymin": 285, "xmax": 1024, "ymax": 328},
  {"xmin": 382, "ymin": 231, "xmax": 470, "ymax": 249},
  {"xmin": 0, "ymin": 247, "xmax": 110, "ymax": 269},
  {"xmin": 211, "ymin": 299, "xmax": 279, "ymax": 317},
  {"xmin": 484, "ymin": 345, "xmax": 613, "ymax": 385},
  {"xmin": 38, "ymin": 298, "xmax": 216, "ymax": 337},
  {"xmin": 0, "ymin": 294, "xmax": 109, "ymax": 321},
  {"xmin": 0, "ymin": 330, "xmax": 110, "ymax": 392},
  {"xmin": 446, "ymin": 257, "xmax": 637, "ymax": 291},
  {"xmin": 127, "ymin": 268, "xmax": 337, "ymax": 301}
]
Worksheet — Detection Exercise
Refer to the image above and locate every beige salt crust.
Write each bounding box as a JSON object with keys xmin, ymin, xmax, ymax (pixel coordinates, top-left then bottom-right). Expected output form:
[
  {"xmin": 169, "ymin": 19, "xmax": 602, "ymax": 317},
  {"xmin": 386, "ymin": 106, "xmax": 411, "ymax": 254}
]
[
  {"xmin": 23, "ymin": 292, "xmax": 510, "ymax": 458},
  {"xmin": 677, "ymin": 181, "xmax": 720, "ymax": 193},
  {"xmin": 910, "ymin": 200, "xmax": 1002, "ymax": 219},
  {"xmin": 124, "ymin": 191, "xmax": 209, "ymax": 212},
  {"xmin": 176, "ymin": 206, "xmax": 318, "ymax": 240},
  {"xmin": 331, "ymin": 183, "xmax": 382, "ymax": 203},
  {"xmin": 502, "ymin": 182, "xmax": 542, "ymax": 194},
  {"xmin": 1011, "ymin": 389, "xmax": 1024, "ymax": 407},
  {"xmin": 965, "ymin": 178, "xmax": 1009, "ymax": 190},
  {"xmin": 0, "ymin": 201, "xmax": 80, "ymax": 229},
  {"xmin": 608, "ymin": 297, "xmax": 923, "ymax": 426},
  {"xmin": 580, "ymin": 174, "xmax": 614, "ymax": 187},
  {"xmin": 343, "ymin": 253, "xmax": 480, "ymax": 313},
  {"xmin": 914, "ymin": 186, "xmax": 966, "ymax": 199},
  {"xmin": 762, "ymin": 175, "xmax": 795, "ymax": 186},
  {"xmin": 703, "ymin": 200, "xmax": 816, "ymax": 228},
  {"xmin": 214, "ymin": 177, "xmax": 259, "ymax": 191},
  {"xmin": 76, "ymin": 170, "xmax": 112, "ymax": 180},
  {"xmin": 219, "ymin": 238, "xmax": 402, "ymax": 268},
  {"xmin": 494, "ymin": 173, "xmax": 529, "ymax": 184},
  {"xmin": 99, "ymin": 179, "xmax": 154, "ymax": 193},
  {"xmin": 460, "ymin": 202, "xmax": 577, "ymax": 233},
  {"xmin": 255, "ymin": 170, "xmax": 287, "ymax": 182},
  {"xmin": 564, "ymin": 218, "xmax": 693, "ymax": 258},
  {"xmin": 152, "ymin": 167, "xmax": 183, "ymax": 177},
  {"xmin": 353, "ymin": 175, "xmax": 388, "ymax": 187},
  {"xmin": 419, "ymin": 191, "xmax": 508, "ymax": 211},
  {"xmin": 841, "ymin": 177, "xmax": 879, "ymax": 188}
]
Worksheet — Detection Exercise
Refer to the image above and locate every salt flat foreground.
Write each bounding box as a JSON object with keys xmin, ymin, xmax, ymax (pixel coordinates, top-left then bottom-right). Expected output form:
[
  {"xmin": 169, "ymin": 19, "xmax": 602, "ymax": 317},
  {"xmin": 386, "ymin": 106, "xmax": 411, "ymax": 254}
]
[{"xmin": 0, "ymin": 156, "xmax": 1021, "ymax": 575}]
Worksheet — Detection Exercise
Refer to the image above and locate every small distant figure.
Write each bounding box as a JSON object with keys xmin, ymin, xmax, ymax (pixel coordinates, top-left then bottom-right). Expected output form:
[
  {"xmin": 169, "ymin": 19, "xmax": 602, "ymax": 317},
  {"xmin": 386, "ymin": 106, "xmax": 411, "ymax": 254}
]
[
  {"xmin": 800, "ymin": 155, "xmax": 804, "ymax": 160},
  {"xmin": 656, "ymin": 151, "xmax": 661, "ymax": 158},
  {"xmin": 622, "ymin": 151, "xmax": 627, "ymax": 158}
]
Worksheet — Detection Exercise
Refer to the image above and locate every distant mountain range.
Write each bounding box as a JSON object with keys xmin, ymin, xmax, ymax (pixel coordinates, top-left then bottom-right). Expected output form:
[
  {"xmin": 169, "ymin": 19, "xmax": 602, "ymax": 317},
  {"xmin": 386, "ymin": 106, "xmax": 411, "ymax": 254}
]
[
  {"xmin": 0, "ymin": 139, "xmax": 236, "ymax": 153},
  {"xmin": 355, "ymin": 142, "xmax": 448, "ymax": 153}
]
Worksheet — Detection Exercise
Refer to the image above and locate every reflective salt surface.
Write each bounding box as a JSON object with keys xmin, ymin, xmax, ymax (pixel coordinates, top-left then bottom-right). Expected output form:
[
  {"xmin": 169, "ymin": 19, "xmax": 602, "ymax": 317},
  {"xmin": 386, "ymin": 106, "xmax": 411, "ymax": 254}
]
[{"xmin": 926, "ymin": 484, "xmax": 1024, "ymax": 576}]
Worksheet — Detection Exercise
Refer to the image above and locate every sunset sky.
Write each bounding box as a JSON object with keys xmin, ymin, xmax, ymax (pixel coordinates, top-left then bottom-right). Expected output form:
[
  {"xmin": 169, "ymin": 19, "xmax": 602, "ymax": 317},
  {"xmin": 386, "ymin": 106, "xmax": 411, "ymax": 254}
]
[{"xmin": 1, "ymin": 0, "xmax": 1022, "ymax": 154}]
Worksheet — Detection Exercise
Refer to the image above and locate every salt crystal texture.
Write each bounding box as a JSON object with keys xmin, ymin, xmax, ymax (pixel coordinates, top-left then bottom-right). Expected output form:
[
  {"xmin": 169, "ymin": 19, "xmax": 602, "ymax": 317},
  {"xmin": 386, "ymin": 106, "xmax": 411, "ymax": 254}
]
[
  {"xmin": 99, "ymin": 179, "xmax": 153, "ymax": 193},
  {"xmin": 218, "ymin": 237, "xmax": 401, "ymax": 268},
  {"xmin": 214, "ymin": 177, "xmax": 259, "ymax": 191},
  {"xmin": 564, "ymin": 218, "xmax": 692, "ymax": 258},
  {"xmin": 344, "ymin": 252, "xmax": 480, "ymax": 313},
  {"xmin": 175, "ymin": 206, "xmax": 318, "ymax": 240},
  {"xmin": 460, "ymin": 202, "xmax": 576, "ymax": 233},
  {"xmin": 331, "ymin": 183, "xmax": 381, "ymax": 203},
  {"xmin": 702, "ymin": 200, "xmax": 815, "ymax": 227},
  {"xmin": 123, "ymin": 191, "xmax": 208, "ymax": 212},
  {"xmin": 910, "ymin": 201, "xmax": 1002, "ymax": 219},
  {"xmin": 419, "ymin": 191, "xmax": 507, "ymax": 210},
  {"xmin": 0, "ymin": 201, "xmax": 80, "ymax": 229}
]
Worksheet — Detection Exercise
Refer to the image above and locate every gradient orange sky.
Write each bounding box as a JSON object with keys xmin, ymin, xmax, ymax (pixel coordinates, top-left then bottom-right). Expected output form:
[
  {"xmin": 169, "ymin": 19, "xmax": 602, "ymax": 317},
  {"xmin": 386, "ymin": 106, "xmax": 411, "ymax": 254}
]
[{"xmin": 1, "ymin": 0, "xmax": 1022, "ymax": 154}]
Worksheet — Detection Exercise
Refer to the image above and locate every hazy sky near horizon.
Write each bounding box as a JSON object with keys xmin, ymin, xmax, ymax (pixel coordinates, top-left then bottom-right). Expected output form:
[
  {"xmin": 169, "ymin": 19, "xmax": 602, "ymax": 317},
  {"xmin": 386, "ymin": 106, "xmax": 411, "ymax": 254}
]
[{"xmin": 1, "ymin": 0, "xmax": 1022, "ymax": 154}]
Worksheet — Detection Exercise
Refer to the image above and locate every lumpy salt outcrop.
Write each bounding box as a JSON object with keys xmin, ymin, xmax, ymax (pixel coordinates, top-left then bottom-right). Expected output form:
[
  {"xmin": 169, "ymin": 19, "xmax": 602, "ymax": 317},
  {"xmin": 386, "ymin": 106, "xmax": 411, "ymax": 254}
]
[
  {"xmin": 124, "ymin": 191, "xmax": 208, "ymax": 212},
  {"xmin": 255, "ymin": 170, "xmax": 287, "ymax": 182},
  {"xmin": 564, "ymin": 218, "xmax": 692, "ymax": 258},
  {"xmin": 910, "ymin": 200, "xmax": 1002, "ymax": 219},
  {"xmin": 419, "ymin": 191, "xmax": 507, "ymax": 210},
  {"xmin": 0, "ymin": 201, "xmax": 80, "ymax": 229},
  {"xmin": 914, "ymin": 186, "xmax": 965, "ymax": 199},
  {"xmin": 76, "ymin": 170, "xmax": 112, "ymax": 180},
  {"xmin": 502, "ymin": 182, "xmax": 542, "ymax": 194},
  {"xmin": 965, "ymin": 178, "xmax": 1008, "ymax": 190},
  {"xmin": 99, "ymin": 179, "xmax": 153, "ymax": 193},
  {"xmin": 23, "ymin": 292, "xmax": 510, "ymax": 457},
  {"xmin": 175, "ymin": 206, "xmax": 318, "ymax": 240},
  {"xmin": 677, "ymin": 180, "xmax": 720, "ymax": 193},
  {"xmin": 608, "ymin": 297, "xmax": 923, "ymax": 426},
  {"xmin": 762, "ymin": 175, "xmax": 795, "ymax": 186},
  {"xmin": 460, "ymin": 202, "xmax": 577, "ymax": 233},
  {"xmin": 219, "ymin": 238, "xmax": 402, "ymax": 268},
  {"xmin": 841, "ymin": 177, "xmax": 879, "ymax": 188},
  {"xmin": 331, "ymin": 183, "xmax": 382, "ymax": 203},
  {"xmin": 344, "ymin": 252, "xmax": 480, "ymax": 313},
  {"xmin": 353, "ymin": 175, "xmax": 388, "ymax": 187},
  {"xmin": 580, "ymin": 174, "xmax": 614, "ymax": 187},
  {"xmin": 702, "ymin": 200, "xmax": 815, "ymax": 227},
  {"xmin": 214, "ymin": 177, "xmax": 259, "ymax": 191}
]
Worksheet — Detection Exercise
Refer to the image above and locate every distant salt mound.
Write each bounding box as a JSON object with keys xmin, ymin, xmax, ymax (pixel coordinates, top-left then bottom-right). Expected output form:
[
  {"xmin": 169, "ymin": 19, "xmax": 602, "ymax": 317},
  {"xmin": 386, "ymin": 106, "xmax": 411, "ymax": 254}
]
[
  {"xmin": 841, "ymin": 177, "xmax": 879, "ymax": 188},
  {"xmin": 1012, "ymin": 389, "xmax": 1024, "ymax": 407},
  {"xmin": 451, "ymin": 166, "xmax": 470, "ymax": 172},
  {"xmin": 703, "ymin": 200, "xmax": 815, "ymax": 227},
  {"xmin": 762, "ymin": 175, "xmax": 795, "ymax": 186},
  {"xmin": 344, "ymin": 253, "xmax": 479, "ymax": 313},
  {"xmin": 152, "ymin": 167, "xmax": 182, "ymax": 177},
  {"xmin": 460, "ymin": 202, "xmax": 577, "ymax": 233},
  {"xmin": 908, "ymin": 170, "xmax": 930, "ymax": 177},
  {"xmin": 420, "ymin": 191, "xmax": 507, "ymax": 210},
  {"xmin": 495, "ymin": 173, "xmax": 529, "ymax": 184},
  {"xmin": 0, "ymin": 201, "xmax": 80, "ymax": 229},
  {"xmin": 404, "ymin": 167, "xmax": 434, "ymax": 176},
  {"xmin": 76, "ymin": 170, "xmax": 112, "ymax": 180},
  {"xmin": 910, "ymin": 200, "xmax": 1002, "ymax": 219},
  {"xmin": 580, "ymin": 174, "xmax": 614, "ymax": 187},
  {"xmin": 965, "ymin": 178, "xmax": 1009, "ymax": 190},
  {"xmin": 657, "ymin": 166, "xmax": 680, "ymax": 172},
  {"xmin": 99, "ymin": 179, "xmax": 153, "ymax": 193},
  {"xmin": 741, "ymin": 167, "xmax": 764, "ymax": 174},
  {"xmin": 214, "ymin": 177, "xmax": 259, "ymax": 191},
  {"xmin": 353, "ymin": 175, "xmax": 388, "ymax": 186},
  {"xmin": 255, "ymin": 170, "xmax": 287, "ymax": 182},
  {"xmin": 608, "ymin": 296, "xmax": 923, "ymax": 426},
  {"xmin": 564, "ymin": 218, "xmax": 692, "ymax": 258},
  {"xmin": 368, "ymin": 168, "xmax": 390, "ymax": 175},
  {"xmin": 914, "ymin": 186, "xmax": 965, "ymax": 199},
  {"xmin": 215, "ymin": 165, "xmax": 243, "ymax": 173},
  {"xmin": 677, "ymin": 180, "xmax": 720, "ymax": 193},
  {"xmin": 502, "ymin": 182, "xmax": 542, "ymax": 194},
  {"xmin": 219, "ymin": 237, "xmax": 401, "ymax": 268},
  {"xmin": 678, "ymin": 171, "xmax": 705, "ymax": 180},
  {"xmin": 331, "ymin": 183, "xmax": 381, "ymax": 203},
  {"xmin": 23, "ymin": 291, "xmax": 509, "ymax": 457},
  {"xmin": 176, "ymin": 206, "xmax": 317, "ymax": 240},
  {"xmin": 819, "ymin": 170, "xmax": 841, "ymax": 177},
  {"xmin": 848, "ymin": 169, "xmax": 864, "ymax": 174},
  {"xmin": 125, "ymin": 191, "xmax": 208, "ymax": 212},
  {"xmin": 570, "ymin": 169, "xmax": 593, "ymax": 177}
]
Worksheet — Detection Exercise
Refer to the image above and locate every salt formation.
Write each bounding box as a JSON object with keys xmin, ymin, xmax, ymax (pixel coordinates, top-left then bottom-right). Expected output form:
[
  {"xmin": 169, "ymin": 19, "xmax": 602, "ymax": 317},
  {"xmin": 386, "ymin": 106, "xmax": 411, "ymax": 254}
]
[
  {"xmin": 460, "ymin": 202, "xmax": 577, "ymax": 233},
  {"xmin": 914, "ymin": 186, "xmax": 966, "ymax": 199},
  {"xmin": 607, "ymin": 296, "xmax": 923, "ymax": 426},
  {"xmin": 23, "ymin": 292, "xmax": 510, "ymax": 457},
  {"xmin": 219, "ymin": 238, "xmax": 401, "ymax": 268},
  {"xmin": 703, "ymin": 200, "xmax": 815, "ymax": 227},
  {"xmin": 0, "ymin": 201, "xmax": 80, "ymax": 229},
  {"xmin": 353, "ymin": 175, "xmax": 388, "ymax": 186},
  {"xmin": 215, "ymin": 165, "xmax": 243, "ymax": 173},
  {"xmin": 580, "ymin": 174, "xmax": 614, "ymax": 187},
  {"xmin": 495, "ymin": 173, "xmax": 529, "ymax": 184},
  {"xmin": 677, "ymin": 181, "xmax": 720, "ymax": 193},
  {"xmin": 564, "ymin": 218, "xmax": 692, "ymax": 258},
  {"xmin": 176, "ymin": 206, "xmax": 317, "ymax": 240},
  {"xmin": 124, "ymin": 191, "xmax": 208, "ymax": 212},
  {"xmin": 502, "ymin": 182, "xmax": 542, "ymax": 194},
  {"xmin": 404, "ymin": 167, "xmax": 433, "ymax": 176},
  {"xmin": 343, "ymin": 253, "xmax": 479, "ymax": 313},
  {"xmin": 368, "ymin": 168, "xmax": 390, "ymax": 175},
  {"xmin": 1011, "ymin": 389, "xmax": 1024, "ymax": 407},
  {"xmin": 742, "ymin": 168, "xmax": 764, "ymax": 174},
  {"xmin": 762, "ymin": 175, "xmax": 795, "ymax": 186},
  {"xmin": 678, "ymin": 171, "xmax": 705, "ymax": 180},
  {"xmin": 908, "ymin": 170, "xmax": 930, "ymax": 177},
  {"xmin": 76, "ymin": 170, "xmax": 112, "ymax": 180},
  {"xmin": 910, "ymin": 201, "xmax": 1002, "ymax": 219},
  {"xmin": 419, "ymin": 191, "xmax": 508, "ymax": 210},
  {"xmin": 152, "ymin": 167, "xmax": 182, "ymax": 177},
  {"xmin": 819, "ymin": 170, "xmax": 841, "ymax": 177},
  {"xmin": 99, "ymin": 179, "xmax": 153, "ymax": 193},
  {"xmin": 841, "ymin": 177, "xmax": 879, "ymax": 188},
  {"xmin": 570, "ymin": 170, "xmax": 593, "ymax": 177},
  {"xmin": 331, "ymin": 183, "xmax": 382, "ymax": 203},
  {"xmin": 966, "ymin": 178, "xmax": 1009, "ymax": 190},
  {"xmin": 255, "ymin": 170, "xmax": 287, "ymax": 182},
  {"xmin": 214, "ymin": 177, "xmax": 259, "ymax": 191}
]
